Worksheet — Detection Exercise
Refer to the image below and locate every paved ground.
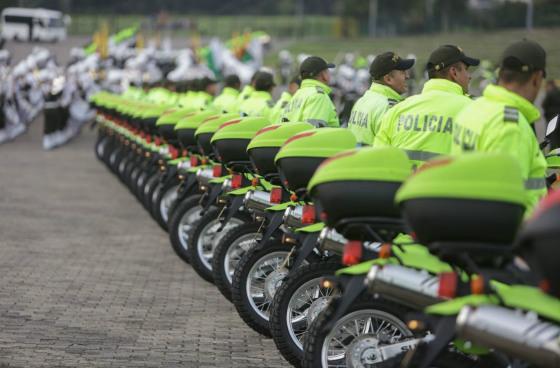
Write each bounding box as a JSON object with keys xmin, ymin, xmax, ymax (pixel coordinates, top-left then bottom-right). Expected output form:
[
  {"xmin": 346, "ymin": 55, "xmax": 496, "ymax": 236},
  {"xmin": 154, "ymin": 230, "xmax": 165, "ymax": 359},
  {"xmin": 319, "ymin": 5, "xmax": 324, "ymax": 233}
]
[{"xmin": 0, "ymin": 119, "xmax": 287, "ymax": 367}]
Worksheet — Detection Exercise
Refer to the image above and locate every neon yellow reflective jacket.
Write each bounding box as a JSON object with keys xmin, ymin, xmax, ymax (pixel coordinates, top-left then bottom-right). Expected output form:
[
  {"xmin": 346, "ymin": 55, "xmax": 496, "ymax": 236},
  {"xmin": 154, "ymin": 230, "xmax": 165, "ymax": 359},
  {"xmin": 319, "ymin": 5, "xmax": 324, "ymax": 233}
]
[
  {"xmin": 178, "ymin": 91, "xmax": 196, "ymax": 109},
  {"xmin": 212, "ymin": 87, "xmax": 239, "ymax": 113},
  {"xmin": 238, "ymin": 91, "xmax": 274, "ymax": 120},
  {"xmin": 347, "ymin": 83, "xmax": 403, "ymax": 146},
  {"xmin": 282, "ymin": 79, "xmax": 339, "ymax": 127},
  {"xmin": 374, "ymin": 79, "xmax": 472, "ymax": 166},
  {"xmin": 269, "ymin": 91, "xmax": 292, "ymax": 124},
  {"xmin": 238, "ymin": 85, "xmax": 254, "ymax": 102},
  {"xmin": 187, "ymin": 91, "xmax": 213, "ymax": 111},
  {"xmin": 452, "ymin": 84, "xmax": 547, "ymax": 212}
]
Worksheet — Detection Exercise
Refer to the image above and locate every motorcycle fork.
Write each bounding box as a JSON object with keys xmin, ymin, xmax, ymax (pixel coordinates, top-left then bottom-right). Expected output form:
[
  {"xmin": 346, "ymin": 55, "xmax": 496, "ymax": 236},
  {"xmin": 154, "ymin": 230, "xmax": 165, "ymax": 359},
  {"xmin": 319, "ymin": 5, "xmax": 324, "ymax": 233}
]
[
  {"xmin": 289, "ymin": 232, "xmax": 320, "ymax": 270},
  {"xmin": 322, "ymin": 274, "xmax": 367, "ymax": 333}
]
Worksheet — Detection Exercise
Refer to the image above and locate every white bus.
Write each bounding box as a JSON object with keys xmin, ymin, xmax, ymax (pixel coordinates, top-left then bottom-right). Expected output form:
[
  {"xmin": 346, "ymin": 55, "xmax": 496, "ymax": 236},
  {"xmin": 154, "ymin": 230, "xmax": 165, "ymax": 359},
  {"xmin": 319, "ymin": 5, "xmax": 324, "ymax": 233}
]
[{"xmin": 1, "ymin": 8, "xmax": 70, "ymax": 42}]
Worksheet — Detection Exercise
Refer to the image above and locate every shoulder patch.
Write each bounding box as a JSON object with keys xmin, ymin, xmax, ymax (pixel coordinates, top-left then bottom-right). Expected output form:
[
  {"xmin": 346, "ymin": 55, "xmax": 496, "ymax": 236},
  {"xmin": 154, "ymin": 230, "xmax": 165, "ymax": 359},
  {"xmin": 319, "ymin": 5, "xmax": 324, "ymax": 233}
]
[
  {"xmin": 387, "ymin": 98, "xmax": 398, "ymax": 107},
  {"xmin": 315, "ymin": 86, "xmax": 324, "ymax": 94},
  {"xmin": 504, "ymin": 106, "xmax": 519, "ymax": 123}
]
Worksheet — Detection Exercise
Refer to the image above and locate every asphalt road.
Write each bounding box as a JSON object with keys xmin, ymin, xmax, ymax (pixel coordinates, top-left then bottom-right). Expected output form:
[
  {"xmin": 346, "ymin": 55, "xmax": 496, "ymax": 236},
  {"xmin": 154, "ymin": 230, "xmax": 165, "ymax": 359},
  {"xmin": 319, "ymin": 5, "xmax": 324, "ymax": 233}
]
[{"xmin": 0, "ymin": 118, "xmax": 287, "ymax": 366}]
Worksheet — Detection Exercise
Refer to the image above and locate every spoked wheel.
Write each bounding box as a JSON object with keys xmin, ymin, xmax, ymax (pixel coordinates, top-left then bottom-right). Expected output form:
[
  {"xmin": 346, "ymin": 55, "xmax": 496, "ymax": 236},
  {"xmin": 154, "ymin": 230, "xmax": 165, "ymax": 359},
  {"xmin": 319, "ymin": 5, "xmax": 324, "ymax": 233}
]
[
  {"xmin": 231, "ymin": 240, "xmax": 292, "ymax": 336},
  {"xmin": 142, "ymin": 172, "xmax": 161, "ymax": 211},
  {"xmin": 186, "ymin": 207, "xmax": 246, "ymax": 283},
  {"xmin": 168, "ymin": 194, "xmax": 203, "ymax": 264},
  {"xmin": 270, "ymin": 261, "xmax": 341, "ymax": 367},
  {"xmin": 212, "ymin": 222, "xmax": 262, "ymax": 302},
  {"xmin": 95, "ymin": 134, "xmax": 109, "ymax": 161},
  {"xmin": 152, "ymin": 183, "xmax": 179, "ymax": 231},
  {"xmin": 303, "ymin": 296, "xmax": 414, "ymax": 368}
]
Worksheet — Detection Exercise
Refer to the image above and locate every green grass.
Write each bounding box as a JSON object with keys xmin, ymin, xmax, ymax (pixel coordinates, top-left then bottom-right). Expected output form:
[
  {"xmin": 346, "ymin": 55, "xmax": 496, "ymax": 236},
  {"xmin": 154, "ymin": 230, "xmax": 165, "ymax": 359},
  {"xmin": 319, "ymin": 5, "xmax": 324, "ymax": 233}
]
[
  {"xmin": 270, "ymin": 27, "xmax": 560, "ymax": 79},
  {"xmin": 68, "ymin": 15, "xmax": 559, "ymax": 78},
  {"xmin": 69, "ymin": 14, "xmax": 337, "ymax": 39}
]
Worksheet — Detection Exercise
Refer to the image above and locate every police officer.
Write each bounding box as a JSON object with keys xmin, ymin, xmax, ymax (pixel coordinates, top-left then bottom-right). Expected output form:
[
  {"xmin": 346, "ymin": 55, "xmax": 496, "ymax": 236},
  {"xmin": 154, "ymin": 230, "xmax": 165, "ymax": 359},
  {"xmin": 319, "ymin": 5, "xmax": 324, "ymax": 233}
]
[
  {"xmin": 213, "ymin": 74, "xmax": 241, "ymax": 113},
  {"xmin": 452, "ymin": 40, "xmax": 548, "ymax": 211},
  {"xmin": 282, "ymin": 56, "xmax": 339, "ymax": 127},
  {"xmin": 238, "ymin": 72, "xmax": 257, "ymax": 102},
  {"xmin": 269, "ymin": 76, "xmax": 300, "ymax": 124},
  {"xmin": 347, "ymin": 52, "xmax": 415, "ymax": 146},
  {"xmin": 374, "ymin": 45, "xmax": 479, "ymax": 166},
  {"xmin": 239, "ymin": 71, "xmax": 275, "ymax": 119},
  {"xmin": 198, "ymin": 76, "xmax": 218, "ymax": 109}
]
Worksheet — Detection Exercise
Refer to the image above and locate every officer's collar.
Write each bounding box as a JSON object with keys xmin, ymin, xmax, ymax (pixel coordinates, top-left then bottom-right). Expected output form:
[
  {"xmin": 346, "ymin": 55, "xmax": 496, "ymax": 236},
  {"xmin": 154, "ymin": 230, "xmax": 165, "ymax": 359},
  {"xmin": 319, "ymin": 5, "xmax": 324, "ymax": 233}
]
[
  {"xmin": 222, "ymin": 87, "xmax": 239, "ymax": 96},
  {"xmin": 241, "ymin": 85, "xmax": 255, "ymax": 94},
  {"xmin": 252, "ymin": 90, "xmax": 272, "ymax": 99},
  {"xmin": 199, "ymin": 91, "xmax": 213, "ymax": 99},
  {"xmin": 422, "ymin": 78, "xmax": 464, "ymax": 96},
  {"xmin": 301, "ymin": 78, "xmax": 332, "ymax": 95},
  {"xmin": 483, "ymin": 84, "xmax": 540, "ymax": 123},
  {"xmin": 280, "ymin": 91, "xmax": 292, "ymax": 99},
  {"xmin": 370, "ymin": 82, "xmax": 403, "ymax": 101}
]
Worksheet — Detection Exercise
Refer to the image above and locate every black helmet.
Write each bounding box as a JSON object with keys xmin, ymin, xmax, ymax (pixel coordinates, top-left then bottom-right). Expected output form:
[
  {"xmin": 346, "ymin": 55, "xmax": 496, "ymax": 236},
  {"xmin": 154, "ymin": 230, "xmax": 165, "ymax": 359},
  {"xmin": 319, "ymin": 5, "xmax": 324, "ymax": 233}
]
[{"xmin": 515, "ymin": 190, "xmax": 560, "ymax": 298}]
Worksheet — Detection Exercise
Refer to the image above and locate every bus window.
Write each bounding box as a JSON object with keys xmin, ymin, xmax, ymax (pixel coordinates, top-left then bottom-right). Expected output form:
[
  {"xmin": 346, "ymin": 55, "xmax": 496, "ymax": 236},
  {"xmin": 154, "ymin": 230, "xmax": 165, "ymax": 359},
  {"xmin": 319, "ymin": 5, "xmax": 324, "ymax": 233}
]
[
  {"xmin": 4, "ymin": 15, "xmax": 32, "ymax": 24},
  {"xmin": 48, "ymin": 18, "xmax": 64, "ymax": 28}
]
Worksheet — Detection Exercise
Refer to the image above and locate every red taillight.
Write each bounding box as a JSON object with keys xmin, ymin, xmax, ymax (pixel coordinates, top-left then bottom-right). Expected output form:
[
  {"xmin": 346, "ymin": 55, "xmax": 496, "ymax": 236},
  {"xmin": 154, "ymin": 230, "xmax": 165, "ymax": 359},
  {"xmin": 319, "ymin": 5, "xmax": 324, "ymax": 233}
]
[
  {"xmin": 169, "ymin": 146, "xmax": 178, "ymax": 159},
  {"xmin": 270, "ymin": 188, "xmax": 283, "ymax": 204},
  {"xmin": 146, "ymin": 135, "xmax": 152, "ymax": 143},
  {"xmin": 438, "ymin": 272, "xmax": 458, "ymax": 299},
  {"xmin": 302, "ymin": 205, "xmax": 316, "ymax": 225},
  {"xmin": 154, "ymin": 136, "xmax": 161, "ymax": 146},
  {"xmin": 213, "ymin": 165, "xmax": 223, "ymax": 177},
  {"xmin": 283, "ymin": 131, "xmax": 316, "ymax": 146},
  {"xmin": 190, "ymin": 156, "xmax": 199, "ymax": 167},
  {"xmin": 342, "ymin": 241, "xmax": 362, "ymax": 266},
  {"xmin": 231, "ymin": 174, "xmax": 243, "ymax": 189}
]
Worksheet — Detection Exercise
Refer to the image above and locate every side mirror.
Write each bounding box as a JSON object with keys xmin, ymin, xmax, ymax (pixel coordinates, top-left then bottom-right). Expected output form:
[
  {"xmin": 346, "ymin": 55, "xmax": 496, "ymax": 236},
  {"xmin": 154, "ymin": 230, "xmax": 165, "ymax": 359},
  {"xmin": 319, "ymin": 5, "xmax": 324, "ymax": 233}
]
[{"xmin": 546, "ymin": 115, "xmax": 558, "ymax": 138}]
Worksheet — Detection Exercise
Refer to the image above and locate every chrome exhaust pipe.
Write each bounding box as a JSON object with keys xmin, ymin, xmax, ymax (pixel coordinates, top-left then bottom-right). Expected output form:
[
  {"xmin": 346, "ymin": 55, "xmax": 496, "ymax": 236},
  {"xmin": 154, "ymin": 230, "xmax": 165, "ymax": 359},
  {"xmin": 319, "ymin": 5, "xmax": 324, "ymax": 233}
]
[
  {"xmin": 318, "ymin": 227, "xmax": 347, "ymax": 255},
  {"xmin": 244, "ymin": 190, "xmax": 273, "ymax": 215},
  {"xmin": 366, "ymin": 265, "xmax": 441, "ymax": 309},
  {"xmin": 456, "ymin": 305, "xmax": 560, "ymax": 368}
]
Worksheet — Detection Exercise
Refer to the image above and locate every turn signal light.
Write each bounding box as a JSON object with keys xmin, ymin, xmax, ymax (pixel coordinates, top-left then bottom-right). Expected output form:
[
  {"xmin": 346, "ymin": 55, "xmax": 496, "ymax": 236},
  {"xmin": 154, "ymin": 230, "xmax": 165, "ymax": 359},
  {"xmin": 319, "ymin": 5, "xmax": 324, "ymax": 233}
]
[
  {"xmin": 270, "ymin": 188, "xmax": 283, "ymax": 204},
  {"xmin": 213, "ymin": 165, "xmax": 222, "ymax": 177},
  {"xmin": 539, "ymin": 279, "xmax": 551, "ymax": 293},
  {"xmin": 320, "ymin": 278, "xmax": 334, "ymax": 289},
  {"xmin": 470, "ymin": 276, "xmax": 485, "ymax": 295},
  {"xmin": 342, "ymin": 241, "xmax": 362, "ymax": 266},
  {"xmin": 290, "ymin": 193, "xmax": 298, "ymax": 202},
  {"xmin": 302, "ymin": 205, "xmax": 316, "ymax": 224},
  {"xmin": 379, "ymin": 243, "xmax": 392, "ymax": 259},
  {"xmin": 251, "ymin": 177, "xmax": 259, "ymax": 187},
  {"xmin": 231, "ymin": 174, "xmax": 243, "ymax": 189},
  {"xmin": 190, "ymin": 156, "xmax": 199, "ymax": 167},
  {"xmin": 438, "ymin": 272, "xmax": 458, "ymax": 299}
]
